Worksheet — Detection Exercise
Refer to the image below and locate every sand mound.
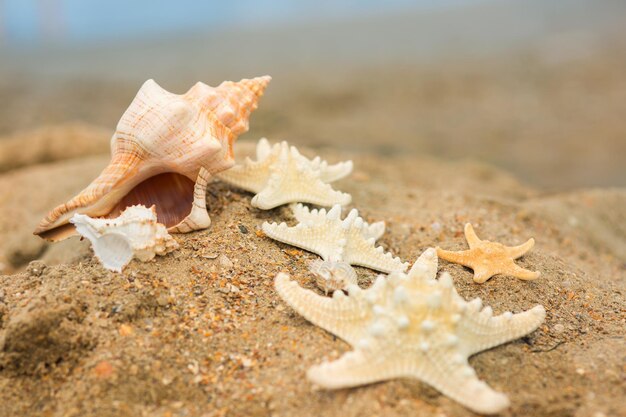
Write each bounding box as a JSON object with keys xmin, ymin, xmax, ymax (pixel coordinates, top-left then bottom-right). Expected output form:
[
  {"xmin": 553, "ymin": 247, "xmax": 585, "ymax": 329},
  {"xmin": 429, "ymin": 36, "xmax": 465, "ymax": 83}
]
[
  {"xmin": 0, "ymin": 155, "xmax": 107, "ymax": 272},
  {"xmin": 0, "ymin": 143, "xmax": 623, "ymax": 417},
  {"xmin": 0, "ymin": 122, "xmax": 110, "ymax": 173}
]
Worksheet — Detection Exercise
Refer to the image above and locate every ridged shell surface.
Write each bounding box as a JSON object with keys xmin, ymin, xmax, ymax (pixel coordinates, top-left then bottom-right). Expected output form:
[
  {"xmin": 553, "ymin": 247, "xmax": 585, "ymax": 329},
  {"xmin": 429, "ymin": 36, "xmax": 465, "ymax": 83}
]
[
  {"xmin": 309, "ymin": 260, "xmax": 358, "ymax": 294},
  {"xmin": 70, "ymin": 205, "xmax": 179, "ymax": 272},
  {"xmin": 35, "ymin": 76, "xmax": 271, "ymax": 241}
]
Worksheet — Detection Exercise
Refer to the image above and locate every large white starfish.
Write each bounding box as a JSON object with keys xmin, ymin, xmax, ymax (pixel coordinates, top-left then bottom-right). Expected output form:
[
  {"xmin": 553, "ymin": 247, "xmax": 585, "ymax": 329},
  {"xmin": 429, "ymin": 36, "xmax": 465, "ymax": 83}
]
[
  {"xmin": 217, "ymin": 138, "xmax": 352, "ymax": 209},
  {"xmin": 263, "ymin": 204, "xmax": 408, "ymax": 273},
  {"xmin": 275, "ymin": 248, "xmax": 546, "ymax": 415}
]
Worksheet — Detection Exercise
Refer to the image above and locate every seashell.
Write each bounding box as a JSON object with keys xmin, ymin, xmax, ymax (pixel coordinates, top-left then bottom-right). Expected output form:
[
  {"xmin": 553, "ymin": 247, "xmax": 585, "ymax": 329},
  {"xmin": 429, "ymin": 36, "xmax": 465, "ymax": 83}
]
[
  {"xmin": 34, "ymin": 76, "xmax": 271, "ymax": 241},
  {"xmin": 309, "ymin": 259, "xmax": 358, "ymax": 294},
  {"xmin": 70, "ymin": 205, "xmax": 178, "ymax": 272}
]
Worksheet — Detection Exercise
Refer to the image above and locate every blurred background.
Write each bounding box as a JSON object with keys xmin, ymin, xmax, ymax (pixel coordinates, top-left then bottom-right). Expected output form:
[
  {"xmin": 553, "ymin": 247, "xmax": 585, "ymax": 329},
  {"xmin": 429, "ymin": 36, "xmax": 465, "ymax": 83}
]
[{"xmin": 0, "ymin": 0, "xmax": 625, "ymax": 188}]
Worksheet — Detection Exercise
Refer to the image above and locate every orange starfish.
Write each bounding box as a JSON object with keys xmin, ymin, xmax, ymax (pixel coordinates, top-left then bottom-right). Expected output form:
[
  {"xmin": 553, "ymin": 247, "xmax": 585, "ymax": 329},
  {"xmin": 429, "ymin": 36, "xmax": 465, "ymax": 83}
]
[{"xmin": 437, "ymin": 223, "xmax": 540, "ymax": 283}]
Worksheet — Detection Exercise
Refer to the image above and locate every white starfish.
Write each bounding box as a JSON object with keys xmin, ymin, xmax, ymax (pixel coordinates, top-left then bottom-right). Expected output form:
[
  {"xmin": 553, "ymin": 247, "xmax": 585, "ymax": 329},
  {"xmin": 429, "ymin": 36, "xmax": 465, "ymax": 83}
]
[
  {"xmin": 275, "ymin": 248, "xmax": 546, "ymax": 415},
  {"xmin": 217, "ymin": 138, "xmax": 353, "ymax": 209},
  {"xmin": 263, "ymin": 204, "xmax": 408, "ymax": 273},
  {"xmin": 290, "ymin": 203, "xmax": 385, "ymax": 240}
]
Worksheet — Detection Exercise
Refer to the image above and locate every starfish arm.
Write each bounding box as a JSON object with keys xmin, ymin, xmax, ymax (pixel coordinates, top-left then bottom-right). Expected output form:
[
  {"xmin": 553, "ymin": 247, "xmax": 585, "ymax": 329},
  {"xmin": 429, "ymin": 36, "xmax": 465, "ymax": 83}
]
[
  {"xmin": 506, "ymin": 238, "xmax": 535, "ymax": 259},
  {"xmin": 307, "ymin": 349, "xmax": 403, "ymax": 389},
  {"xmin": 472, "ymin": 265, "xmax": 496, "ymax": 283},
  {"xmin": 287, "ymin": 144, "xmax": 352, "ymax": 183},
  {"xmin": 262, "ymin": 221, "xmax": 344, "ymax": 261},
  {"xmin": 343, "ymin": 228, "xmax": 409, "ymax": 273},
  {"xmin": 407, "ymin": 350, "xmax": 510, "ymax": 415},
  {"xmin": 275, "ymin": 273, "xmax": 369, "ymax": 344},
  {"xmin": 436, "ymin": 248, "xmax": 476, "ymax": 268},
  {"xmin": 502, "ymin": 263, "xmax": 541, "ymax": 280},
  {"xmin": 251, "ymin": 162, "xmax": 352, "ymax": 210},
  {"xmin": 407, "ymin": 248, "xmax": 438, "ymax": 282},
  {"xmin": 362, "ymin": 220, "xmax": 385, "ymax": 241},
  {"xmin": 216, "ymin": 158, "xmax": 272, "ymax": 193},
  {"xmin": 319, "ymin": 160, "xmax": 354, "ymax": 183},
  {"xmin": 457, "ymin": 305, "xmax": 546, "ymax": 357},
  {"xmin": 464, "ymin": 223, "xmax": 483, "ymax": 249},
  {"xmin": 290, "ymin": 203, "xmax": 329, "ymax": 226}
]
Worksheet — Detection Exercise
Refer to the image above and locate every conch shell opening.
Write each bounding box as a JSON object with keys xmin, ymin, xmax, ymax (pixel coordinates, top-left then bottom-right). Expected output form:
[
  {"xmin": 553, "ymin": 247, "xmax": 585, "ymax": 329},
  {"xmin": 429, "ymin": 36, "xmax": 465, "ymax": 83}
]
[
  {"xmin": 34, "ymin": 75, "xmax": 271, "ymax": 242},
  {"xmin": 108, "ymin": 172, "xmax": 196, "ymax": 227}
]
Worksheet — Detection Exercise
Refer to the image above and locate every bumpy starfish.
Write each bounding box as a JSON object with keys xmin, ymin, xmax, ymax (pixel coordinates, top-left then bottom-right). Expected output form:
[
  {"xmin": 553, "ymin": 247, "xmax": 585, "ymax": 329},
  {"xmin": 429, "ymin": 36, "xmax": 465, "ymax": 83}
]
[
  {"xmin": 275, "ymin": 248, "xmax": 546, "ymax": 415},
  {"xmin": 290, "ymin": 203, "xmax": 385, "ymax": 240},
  {"xmin": 263, "ymin": 204, "xmax": 408, "ymax": 273},
  {"xmin": 217, "ymin": 138, "xmax": 352, "ymax": 209},
  {"xmin": 437, "ymin": 223, "xmax": 540, "ymax": 283}
]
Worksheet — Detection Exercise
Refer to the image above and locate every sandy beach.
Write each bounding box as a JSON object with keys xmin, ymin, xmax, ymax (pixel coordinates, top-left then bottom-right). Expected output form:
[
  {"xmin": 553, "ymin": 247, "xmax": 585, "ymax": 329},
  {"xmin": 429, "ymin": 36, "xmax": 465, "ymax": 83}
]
[{"xmin": 0, "ymin": 2, "xmax": 625, "ymax": 416}]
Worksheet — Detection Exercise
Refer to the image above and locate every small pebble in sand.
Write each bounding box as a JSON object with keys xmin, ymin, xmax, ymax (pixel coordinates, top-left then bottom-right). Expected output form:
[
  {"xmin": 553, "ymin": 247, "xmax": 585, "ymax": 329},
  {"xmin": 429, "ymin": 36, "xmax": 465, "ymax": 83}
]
[
  {"xmin": 94, "ymin": 361, "xmax": 114, "ymax": 378},
  {"xmin": 119, "ymin": 324, "xmax": 134, "ymax": 336},
  {"xmin": 430, "ymin": 221, "xmax": 442, "ymax": 233},
  {"xmin": 576, "ymin": 368, "xmax": 586, "ymax": 375},
  {"xmin": 240, "ymin": 356, "xmax": 253, "ymax": 368},
  {"xmin": 226, "ymin": 283, "xmax": 240, "ymax": 294},
  {"xmin": 553, "ymin": 324, "xmax": 565, "ymax": 334},
  {"xmin": 238, "ymin": 224, "xmax": 249, "ymax": 234},
  {"xmin": 218, "ymin": 254, "xmax": 234, "ymax": 269},
  {"xmin": 26, "ymin": 260, "xmax": 46, "ymax": 277}
]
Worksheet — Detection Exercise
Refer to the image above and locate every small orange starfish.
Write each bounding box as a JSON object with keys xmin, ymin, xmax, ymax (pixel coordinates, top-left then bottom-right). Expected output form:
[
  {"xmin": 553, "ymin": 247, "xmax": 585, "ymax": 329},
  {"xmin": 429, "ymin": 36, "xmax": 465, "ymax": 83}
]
[{"xmin": 437, "ymin": 223, "xmax": 540, "ymax": 283}]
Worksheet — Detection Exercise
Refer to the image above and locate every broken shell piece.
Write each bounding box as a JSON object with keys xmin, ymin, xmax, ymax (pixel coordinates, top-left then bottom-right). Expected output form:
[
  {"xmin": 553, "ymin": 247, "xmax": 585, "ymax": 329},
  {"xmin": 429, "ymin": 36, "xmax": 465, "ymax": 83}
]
[
  {"xmin": 309, "ymin": 260, "xmax": 358, "ymax": 295},
  {"xmin": 35, "ymin": 76, "xmax": 271, "ymax": 242},
  {"xmin": 70, "ymin": 205, "xmax": 179, "ymax": 272},
  {"xmin": 217, "ymin": 138, "xmax": 352, "ymax": 209}
]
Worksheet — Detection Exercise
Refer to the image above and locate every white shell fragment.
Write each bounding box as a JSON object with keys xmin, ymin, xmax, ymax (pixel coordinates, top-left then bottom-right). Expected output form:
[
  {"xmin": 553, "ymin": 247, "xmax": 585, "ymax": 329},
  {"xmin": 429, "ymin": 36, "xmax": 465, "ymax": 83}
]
[
  {"xmin": 263, "ymin": 204, "xmax": 408, "ymax": 273},
  {"xmin": 275, "ymin": 248, "xmax": 546, "ymax": 415},
  {"xmin": 70, "ymin": 205, "xmax": 179, "ymax": 272},
  {"xmin": 217, "ymin": 138, "xmax": 353, "ymax": 209},
  {"xmin": 309, "ymin": 260, "xmax": 358, "ymax": 294}
]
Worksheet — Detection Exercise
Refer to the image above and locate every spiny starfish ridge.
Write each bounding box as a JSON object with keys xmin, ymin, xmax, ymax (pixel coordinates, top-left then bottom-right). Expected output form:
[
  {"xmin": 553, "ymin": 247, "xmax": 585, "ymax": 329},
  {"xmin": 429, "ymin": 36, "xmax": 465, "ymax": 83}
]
[
  {"xmin": 437, "ymin": 223, "xmax": 540, "ymax": 283},
  {"xmin": 263, "ymin": 204, "xmax": 408, "ymax": 273},
  {"xmin": 290, "ymin": 203, "xmax": 385, "ymax": 240},
  {"xmin": 274, "ymin": 248, "xmax": 546, "ymax": 415}
]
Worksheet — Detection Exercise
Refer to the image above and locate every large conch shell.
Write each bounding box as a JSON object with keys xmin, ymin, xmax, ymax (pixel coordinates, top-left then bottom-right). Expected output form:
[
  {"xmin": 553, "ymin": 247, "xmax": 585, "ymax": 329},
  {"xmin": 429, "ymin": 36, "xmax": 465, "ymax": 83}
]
[
  {"xmin": 34, "ymin": 76, "xmax": 271, "ymax": 241},
  {"xmin": 70, "ymin": 205, "xmax": 178, "ymax": 272}
]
